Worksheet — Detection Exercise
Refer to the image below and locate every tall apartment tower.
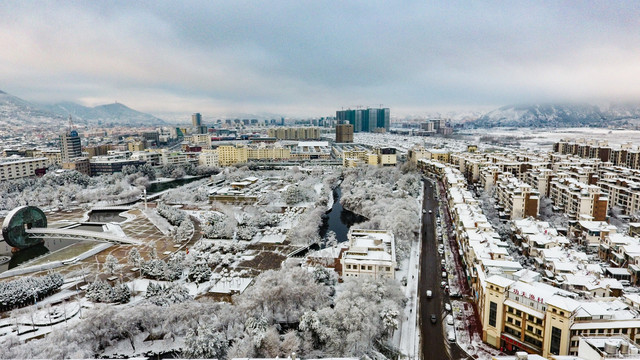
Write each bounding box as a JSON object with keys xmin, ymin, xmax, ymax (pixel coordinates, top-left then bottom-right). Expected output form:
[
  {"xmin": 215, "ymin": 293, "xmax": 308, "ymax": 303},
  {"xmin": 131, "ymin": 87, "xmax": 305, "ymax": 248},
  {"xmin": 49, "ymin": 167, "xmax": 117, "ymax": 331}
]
[
  {"xmin": 336, "ymin": 123, "xmax": 354, "ymax": 143},
  {"xmin": 60, "ymin": 129, "xmax": 82, "ymax": 162},
  {"xmin": 192, "ymin": 113, "xmax": 202, "ymax": 127},
  {"xmin": 336, "ymin": 107, "xmax": 389, "ymax": 133}
]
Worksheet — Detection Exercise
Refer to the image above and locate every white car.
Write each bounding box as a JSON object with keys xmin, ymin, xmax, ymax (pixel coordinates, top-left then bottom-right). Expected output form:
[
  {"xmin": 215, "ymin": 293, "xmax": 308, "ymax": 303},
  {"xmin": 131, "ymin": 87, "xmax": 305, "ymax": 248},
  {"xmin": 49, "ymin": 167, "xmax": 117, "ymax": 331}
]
[
  {"xmin": 445, "ymin": 303, "xmax": 452, "ymax": 312},
  {"xmin": 426, "ymin": 290, "xmax": 433, "ymax": 298},
  {"xmin": 446, "ymin": 314, "xmax": 454, "ymax": 325},
  {"xmin": 447, "ymin": 329, "xmax": 456, "ymax": 342},
  {"xmin": 441, "ymin": 271, "xmax": 447, "ymax": 278}
]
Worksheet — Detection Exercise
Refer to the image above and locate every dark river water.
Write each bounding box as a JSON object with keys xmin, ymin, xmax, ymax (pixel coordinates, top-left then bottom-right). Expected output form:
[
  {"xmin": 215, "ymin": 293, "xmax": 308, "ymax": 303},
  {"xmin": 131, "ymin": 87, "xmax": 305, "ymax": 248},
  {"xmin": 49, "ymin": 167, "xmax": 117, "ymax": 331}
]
[
  {"xmin": 319, "ymin": 187, "xmax": 367, "ymax": 245},
  {"xmin": 147, "ymin": 176, "xmax": 205, "ymax": 194}
]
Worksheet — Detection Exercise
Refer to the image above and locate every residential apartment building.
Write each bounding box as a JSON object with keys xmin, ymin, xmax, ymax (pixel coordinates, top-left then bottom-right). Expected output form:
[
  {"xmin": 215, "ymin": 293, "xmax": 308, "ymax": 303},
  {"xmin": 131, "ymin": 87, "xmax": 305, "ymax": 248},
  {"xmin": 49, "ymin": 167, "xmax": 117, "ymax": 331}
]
[
  {"xmin": 549, "ymin": 177, "xmax": 608, "ymax": 221},
  {"xmin": 335, "ymin": 123, "xmax": 354, "ymax": 143},
  {"xmin": 495, "ymin": 175, "xmax": 540, "ymax": 220},
  {"xmin": 341, "ymin": 229, "xmax": 396, "ymax": 279},
  {"xmin": 0, "ymin": 157, "xmax": 48, "ymax": 181},
  {"xmin": 267, "ymin": 127, "xmax": 321, "ymax": 140},
  {"xmin": 335, "ymin": 107, "xmax": 390, "ymax": 133},
  {"xmin": 198, "ymin": 150, "xmax": 219, "ymax": 168},
  {"xmin": 484, "ymin": 275, "xmax": 640, "ymax": 358}
]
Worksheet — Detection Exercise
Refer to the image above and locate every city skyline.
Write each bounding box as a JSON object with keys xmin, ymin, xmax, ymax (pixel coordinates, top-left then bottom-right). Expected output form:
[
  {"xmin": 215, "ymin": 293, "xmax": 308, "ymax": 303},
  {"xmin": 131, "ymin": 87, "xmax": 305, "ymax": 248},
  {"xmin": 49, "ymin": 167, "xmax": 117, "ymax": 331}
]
[{"xmin": 1, "ymin": 1, "xmax": 639, "ymax": 120}]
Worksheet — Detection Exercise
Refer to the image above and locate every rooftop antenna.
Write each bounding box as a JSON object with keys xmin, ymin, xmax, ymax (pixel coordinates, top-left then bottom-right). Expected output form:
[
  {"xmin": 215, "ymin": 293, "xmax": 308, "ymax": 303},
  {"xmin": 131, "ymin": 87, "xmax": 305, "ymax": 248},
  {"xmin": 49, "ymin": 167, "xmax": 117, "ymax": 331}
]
[{"xmin": 68, "ymin": 115, "xmax": 74, "ymax": 131}]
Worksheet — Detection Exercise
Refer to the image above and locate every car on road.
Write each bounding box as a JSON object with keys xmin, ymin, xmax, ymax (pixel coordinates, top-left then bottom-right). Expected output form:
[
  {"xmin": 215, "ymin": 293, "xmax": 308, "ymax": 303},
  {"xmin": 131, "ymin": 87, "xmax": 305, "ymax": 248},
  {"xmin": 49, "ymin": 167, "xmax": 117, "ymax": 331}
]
[
  {"xmin": 447, "ymin": 329, "xmax": 456, "ymax": 342},
  {"xmin": 430, "ymin": 314, "xmax": 437, "ymax": 324},
  {"xmin": 426, "ymin": 290, "xmax": 433, "ymax": 298},
  {"xmin": 441, "ymin": 259, "xmax": 446, "ymax": 265},
  {"xmin": 422, "ymin": 209, "xmax": 427, "ymax": 214},
  {"xmin": 438, "ymin": 248, "xmax": 444, "ymax": 255},
  {"xmin": 445, "ymin": 303, "xmax": 452, "ymax": 312},
  {"xmin": 441, "ymin": 271, "xmax": 447, "ymax": 278},
  {"xmin": 446, "ymin": 314, "xmax": 454, "ymax": 326},
  {"xmin": 440, "ymin": 281, "xmax": 447, "ymax": 288},
  {"xmin": 428, "ymin": 210, "xmax": 432, "ymax": 214}
]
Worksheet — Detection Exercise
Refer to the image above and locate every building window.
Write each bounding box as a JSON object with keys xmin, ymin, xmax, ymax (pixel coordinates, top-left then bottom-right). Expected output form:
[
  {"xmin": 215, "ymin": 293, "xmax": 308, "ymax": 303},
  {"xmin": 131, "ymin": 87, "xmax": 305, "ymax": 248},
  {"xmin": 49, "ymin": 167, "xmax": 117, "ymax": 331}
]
[
  {"xmin": 346, "ymin": 265, "xmax": 351, "ymax": 269},
  {"xmin": 489, "ymin": 301, "xmax": 497, "ymax": 327},
  {"xmin": 550, "ymin": 326, "xmax": 562, "ymax": 355}
]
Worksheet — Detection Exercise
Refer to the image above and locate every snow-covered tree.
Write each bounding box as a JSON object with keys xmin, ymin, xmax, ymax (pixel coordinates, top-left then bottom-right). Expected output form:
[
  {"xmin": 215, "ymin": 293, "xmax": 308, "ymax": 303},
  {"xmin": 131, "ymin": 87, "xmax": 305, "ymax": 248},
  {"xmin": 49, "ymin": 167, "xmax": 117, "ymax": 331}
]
[
  {"xmin": 174, "ymin": 219, "xmax": 194, "ymax": 242},
  {"xmin": 183, "ymin": 324, "xmax": 228, "ymax": 359},
  {"xmin": 187, "ymin": 262, "xmax": 212, "ymax": 283},
  {"xmin": 103, "ymin": 255, "xmax": 122, "ymax": 275},
  {"xmin": 127, "ymin": 248, "xmax": 143, "ymax": 268}
]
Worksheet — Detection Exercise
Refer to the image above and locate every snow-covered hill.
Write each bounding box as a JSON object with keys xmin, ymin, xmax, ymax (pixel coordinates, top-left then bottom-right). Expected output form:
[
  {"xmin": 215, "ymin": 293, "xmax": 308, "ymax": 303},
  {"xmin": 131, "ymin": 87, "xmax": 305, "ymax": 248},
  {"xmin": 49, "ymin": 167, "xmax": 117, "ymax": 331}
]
[
  {"xmin": 472, "ymin": 104, "xmax": 606, "ymax": 128},
  {"xmin": 469, "ymin": 103, "xmax": 640, "ymax": 128},
  {"xmin": 0, "ymin": 89, "xmax": 165, "ymax": 128}
]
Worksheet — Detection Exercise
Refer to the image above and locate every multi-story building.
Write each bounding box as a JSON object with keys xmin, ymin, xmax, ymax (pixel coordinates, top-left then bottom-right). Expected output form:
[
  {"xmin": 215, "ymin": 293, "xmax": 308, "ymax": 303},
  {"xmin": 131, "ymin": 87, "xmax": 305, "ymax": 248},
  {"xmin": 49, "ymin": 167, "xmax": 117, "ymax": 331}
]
[
  {"xmin": 187, "ymin": 134, "xmax": 212, "ymax": 149},
  {"xmin": 192, "ymin": 113, "xmax": 202, "ymax": 127},
  {"xmin": 0, "ymin": 157, "xmax": 48, "ymax": 181},
  {"xmin": 60, "ymin": 129, "xmax": 82, "ymax": 162},
  {"xmin": 335, "ymin": 124, "xmax": 354, "ymax": 143},
  {"xmin": 598, "ymin": 172, "xmax": 640, "ymax": 216},
  {"xmin": 31, "ymin": 149, "xmax": 62, "ymax": 166},
  {"xmin": 549, "ymin": 177, "xmax": 608, "ymax": 221},
  {"xmin": 85, "ymin": 144, "xmax": 111, "ymax": 158},
  {"xmin": 88, "ymin": 156, "xmax": 144, "ymax": 176},
  {"xmin": 525, "ymin": 169, "xmax": 556, "ymax": 197},
  {"xmin": 127, "ymin": 141, "xmax": 146, "ymax": 152},
  {"xmin": 61, "ymin": 157, "xmax": 90, "ymax": 176},
  {"xmin": 198, "ymin": 150, "xmax": 219, "ymax": 168},
  {"xmin": 407, "ymin": 146, "xmax": 430, "ymax": 165},
  {"xmin": 483, "ymin": 275, "xmax": 640, "ymax": 358},
  {"xmin": 161, "ymin": 150, "xmax": 189, "ymax": 166},
  {"xmin": 267, "ymin": 127, "xmax": 321, "ymax": 140},
  {"xmin": 336, "ymin": 108, "xmax": 390, "ymax": 132},
  {"xmin": 341, "ymin": 229, "xmax": 396, "ymax": 279},
  {"xmin": 495, "ymin": 175, "xmax": 540, "ymax": 220}
]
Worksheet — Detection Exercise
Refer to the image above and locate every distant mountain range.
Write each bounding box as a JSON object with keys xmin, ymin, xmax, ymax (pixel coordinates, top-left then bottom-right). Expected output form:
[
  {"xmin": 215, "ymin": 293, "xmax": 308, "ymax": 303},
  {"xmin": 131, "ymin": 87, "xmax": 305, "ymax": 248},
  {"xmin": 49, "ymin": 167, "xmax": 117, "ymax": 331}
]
[
  {"xmin": 0, "ymin": 89, "xmax": 165, "ymax": 128},
  {"xmin": 468, "ymin": 103, "xmax": 640, "ymax": 128}
]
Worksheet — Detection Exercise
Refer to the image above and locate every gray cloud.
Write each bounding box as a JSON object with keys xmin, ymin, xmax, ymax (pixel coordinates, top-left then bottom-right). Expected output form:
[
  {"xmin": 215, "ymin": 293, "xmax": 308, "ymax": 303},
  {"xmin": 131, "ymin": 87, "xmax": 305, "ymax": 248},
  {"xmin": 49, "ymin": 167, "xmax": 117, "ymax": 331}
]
[{"xmin": 0, "ymin": 1, "xmax": 639, "ymax": 118}]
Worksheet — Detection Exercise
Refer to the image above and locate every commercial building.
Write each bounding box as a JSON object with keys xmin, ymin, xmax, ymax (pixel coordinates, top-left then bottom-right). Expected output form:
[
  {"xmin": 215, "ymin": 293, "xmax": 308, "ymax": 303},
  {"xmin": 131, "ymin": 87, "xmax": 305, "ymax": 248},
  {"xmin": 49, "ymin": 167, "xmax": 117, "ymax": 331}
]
[
  {"xmin": 483, "ymin": 274, "xmax": 640, "ymax": 358},
  {"xmin": 89, "ymin": 156, "xmax": 144, "ymax": 176},
  {"xmin": 0, "ymin": 157, "xmax": 48, "ymax": 181},
  {"xmin": 60, "ymin": 129, "xmax": 82, "ymax": 162},
  {"xmin": 341, "ymin": 229, "xmax": 396, "ymax": 279},
  {"xmin": 335, "ymin": 123, "xmax": 354, "ymax": 143},
  {"xmin": 192, "ymin": 113, "xmax": 202, "ymax": 127}
]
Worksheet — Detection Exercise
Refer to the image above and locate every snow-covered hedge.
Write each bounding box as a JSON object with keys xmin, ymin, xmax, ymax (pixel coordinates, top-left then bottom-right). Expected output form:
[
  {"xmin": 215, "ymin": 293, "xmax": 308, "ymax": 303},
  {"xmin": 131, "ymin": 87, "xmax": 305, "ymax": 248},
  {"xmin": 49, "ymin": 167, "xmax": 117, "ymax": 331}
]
[
  {"xmin": 86, "ymin": 280, "xmax": 130, "ymax": 304},
  {"xmin": 0, "ymin": 273, "xmax": 63, "ymax": 310}
]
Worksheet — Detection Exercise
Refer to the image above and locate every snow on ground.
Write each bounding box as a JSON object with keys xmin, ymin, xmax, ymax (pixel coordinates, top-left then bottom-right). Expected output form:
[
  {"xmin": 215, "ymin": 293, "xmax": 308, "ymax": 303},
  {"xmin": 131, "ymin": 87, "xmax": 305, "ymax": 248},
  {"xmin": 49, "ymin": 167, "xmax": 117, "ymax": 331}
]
[
  {"xmin": 393, "ymin": 185, "xmax": 422, "ymax": 358},
  {"xmin": 142, "ymin": 208, "xmax": 172, "ymax": 235},
  {"xmin": 452, "ymin": 300, "xmax": 501, "ymax": 359},
  {"xmin": 102, "ymin": 331, "xmax": 186, "ymax": 359}
]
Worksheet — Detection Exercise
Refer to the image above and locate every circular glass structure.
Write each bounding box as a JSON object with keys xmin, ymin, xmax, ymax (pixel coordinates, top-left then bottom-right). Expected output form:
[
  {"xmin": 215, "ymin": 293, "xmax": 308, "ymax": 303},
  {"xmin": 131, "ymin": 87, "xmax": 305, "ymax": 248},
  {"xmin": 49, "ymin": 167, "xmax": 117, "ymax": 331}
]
[{"xmin": 2, "ymin": 206, "xmax": 47, "ymax": 249}]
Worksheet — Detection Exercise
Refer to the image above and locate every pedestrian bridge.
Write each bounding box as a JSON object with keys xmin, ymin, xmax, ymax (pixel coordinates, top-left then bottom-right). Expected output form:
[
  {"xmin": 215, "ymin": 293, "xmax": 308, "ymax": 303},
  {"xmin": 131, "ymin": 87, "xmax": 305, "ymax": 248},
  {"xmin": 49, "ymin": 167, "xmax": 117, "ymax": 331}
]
[{"xmin": 25, "ymin": 228, "xmax": 141, "ymax": 246}]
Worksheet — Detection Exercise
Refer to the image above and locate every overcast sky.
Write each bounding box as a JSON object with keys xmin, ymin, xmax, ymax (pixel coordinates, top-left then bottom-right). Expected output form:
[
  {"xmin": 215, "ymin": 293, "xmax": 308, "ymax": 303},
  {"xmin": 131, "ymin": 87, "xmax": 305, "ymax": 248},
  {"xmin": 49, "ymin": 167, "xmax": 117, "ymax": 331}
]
[{"xmin": 1, "ymin": 1, "xmax": 639, "ymax": 119}]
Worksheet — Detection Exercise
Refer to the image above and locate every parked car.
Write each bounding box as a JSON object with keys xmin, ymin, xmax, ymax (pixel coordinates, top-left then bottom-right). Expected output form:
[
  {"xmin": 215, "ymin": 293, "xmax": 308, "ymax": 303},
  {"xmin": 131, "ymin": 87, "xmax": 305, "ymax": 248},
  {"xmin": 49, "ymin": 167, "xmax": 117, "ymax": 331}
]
[
  {"xmin": 430, "ymin": 314, "xmax": 437, "ymax": 324},
  {"xmin": 422, "ymin": 209, "xmax": 427, "ymax": 214},
  {"xmin": 441, "ymin": 281, "xmax": 447, "ymax": 288},
  {"xmin": 441, "ymin": 271, "xmax": 447, "ymax": 278},
  {"xmin": 447, "ymin": 329, "xmax": 456, "ymax": 342},
  {"xmin": 445, "ymin": 303, "xmax": 452, "ymax": 312},
  {"xmin": 446, "ymin": 314, "xmax": 454, "ymax": 326}
]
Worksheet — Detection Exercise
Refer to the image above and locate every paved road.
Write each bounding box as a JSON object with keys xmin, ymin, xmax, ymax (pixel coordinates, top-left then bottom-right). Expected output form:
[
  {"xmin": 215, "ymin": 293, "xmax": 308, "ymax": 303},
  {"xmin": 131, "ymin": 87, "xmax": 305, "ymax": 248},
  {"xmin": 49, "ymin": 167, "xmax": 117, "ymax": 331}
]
[{"xmin": 419, "ymin": 178, "xmax": 468, "ymax": 360}]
